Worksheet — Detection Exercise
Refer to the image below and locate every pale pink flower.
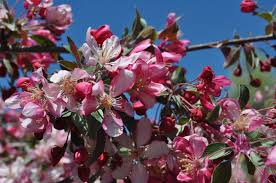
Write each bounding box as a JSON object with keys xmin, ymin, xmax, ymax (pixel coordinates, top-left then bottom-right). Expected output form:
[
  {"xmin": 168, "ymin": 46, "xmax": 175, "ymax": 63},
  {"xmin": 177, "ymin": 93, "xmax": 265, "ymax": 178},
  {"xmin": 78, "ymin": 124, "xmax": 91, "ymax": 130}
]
[
  {"xmin": 49, "ymin": 68, "xmax": 90, "ymax": 112},
  {"xmin": 218, "ymin": 98, "xmax": 264, "ymax": 133},
  {"xmin": 45, "ymin": 4, "xmax": 73, "ymax": 31},
  {"xmin": 169, "ymin": 135, "xmax": 212, "ymax": 183},
  {"xmin": 83, "ymin": 80, "xmax": 133, "ymax": 137},
  {"xmin": 266, "ymin": 146, "xmax": 276, "ymax": 167},
  {"xmin": 129, "ymin": 60, "xmax": 167, "ymax": 109},
  {"xmin": 111, "ymin": 118, "xmax": 169, "ymax": 183},
  {"xmin": 0, "ymin": 4, "xmax": 8, "ymax": 20},
  {"xmin": 80, "ymin": 28, "xmax": 121, "ymax": 66},
  {"xmin": 5, "ymin": 69, "xmax": 63, "ymax": 133}
]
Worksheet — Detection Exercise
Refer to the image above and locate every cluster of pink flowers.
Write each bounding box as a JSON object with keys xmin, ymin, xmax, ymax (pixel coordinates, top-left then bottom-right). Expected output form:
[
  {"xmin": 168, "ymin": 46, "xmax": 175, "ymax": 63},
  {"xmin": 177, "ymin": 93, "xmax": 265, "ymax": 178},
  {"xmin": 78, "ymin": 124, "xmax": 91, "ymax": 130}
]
[{"xmin": 0, "ymin": 0, "xmax": 276, "ymax": 182}]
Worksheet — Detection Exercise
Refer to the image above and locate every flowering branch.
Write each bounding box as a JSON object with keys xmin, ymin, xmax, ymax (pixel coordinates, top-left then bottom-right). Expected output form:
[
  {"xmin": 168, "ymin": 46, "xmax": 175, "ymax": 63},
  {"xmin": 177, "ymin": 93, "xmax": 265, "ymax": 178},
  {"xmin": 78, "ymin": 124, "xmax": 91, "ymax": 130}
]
[{"xmin": 0, "ymin": 34, "xmax": 275, "ymax": 53}]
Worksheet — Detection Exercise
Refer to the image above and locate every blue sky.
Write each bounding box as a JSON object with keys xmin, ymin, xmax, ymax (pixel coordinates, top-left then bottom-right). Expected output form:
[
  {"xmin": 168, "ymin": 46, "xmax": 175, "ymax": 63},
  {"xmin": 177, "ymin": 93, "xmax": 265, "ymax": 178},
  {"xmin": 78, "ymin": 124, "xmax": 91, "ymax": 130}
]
[
  {"xmin": 52, "ymin": 0, "xmax": 275, "ymax": 80},
  {"xmin": 6, "ymin": 0, "xmax": 275, "ymax": 79}
]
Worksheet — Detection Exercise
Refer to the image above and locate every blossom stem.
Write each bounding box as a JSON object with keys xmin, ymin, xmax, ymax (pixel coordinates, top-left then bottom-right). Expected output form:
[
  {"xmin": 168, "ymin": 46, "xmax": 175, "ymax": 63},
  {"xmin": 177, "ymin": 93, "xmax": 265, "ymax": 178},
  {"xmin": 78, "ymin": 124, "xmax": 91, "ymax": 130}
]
[
  {"xmin": 1, "ymin": 35, "xmax": 276, "ymax": 53},
  {"xmin": 250, "ymin": 136, "xmax": 276, "ymax": 145}
]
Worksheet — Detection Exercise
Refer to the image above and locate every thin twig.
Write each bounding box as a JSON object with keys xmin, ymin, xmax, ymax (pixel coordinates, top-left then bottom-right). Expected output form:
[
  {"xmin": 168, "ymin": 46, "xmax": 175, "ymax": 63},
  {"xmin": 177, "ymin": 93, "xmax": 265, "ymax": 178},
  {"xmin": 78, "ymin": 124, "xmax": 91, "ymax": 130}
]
[{"xmin": 0, "ymin": 34, "xmax": 275, "ymax": 53}]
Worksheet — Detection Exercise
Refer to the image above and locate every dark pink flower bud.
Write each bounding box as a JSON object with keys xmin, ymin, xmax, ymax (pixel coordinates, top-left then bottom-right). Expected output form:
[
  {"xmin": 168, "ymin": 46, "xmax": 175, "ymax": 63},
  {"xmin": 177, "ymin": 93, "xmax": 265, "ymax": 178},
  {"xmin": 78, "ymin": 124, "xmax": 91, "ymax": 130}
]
[
  {"xmin": 74, "ymin": 148, "xmax": 89, "ymax": 164},
  {"xmin": 97, "ymin": 152, "xmax": 108, "ymax": 166},
  {"xmin": 39, "ymin": 8, "xmax": 47, "ymax": 18},
  {"xmin": 16, "ymin": 77, "xmax": 32, "ymax": 91},
  {"xmin": 190, "ymin": 108, "xmax": 204, "ymax": 122},
  {"xmin": 74, "ymin": 82, "xmax": 92, "ymax": 101},
  {"xmin": 160, "ymin": 116, "xmax": 176, "ymax": 133},
  {"xmin": 133, "ymin": 101, "xmax": 147, "ymax": 115},
  {"xmin": 50, "ymin": 145, "xmax": 65, "ymax": 166},
  {"xmin": 233, "ymin": 64, "xmax": 242, "ymax": 77},
  {"xmin": 78, "ymin": 165, "xmax": 90, "ymax": 182},
  {"xmin": 240, "ymin": 0, "xmax": 257, "ymax": 13},
  {"xmin": 25, "ymin": 0, "xmax": 42, "ymax": 6},
  {"xmin": 23, "ymin": 1, "xmax": 29, "ymax": 9},
  {"xmin": 198, "ymin": 66, "xmax": 214, "ymax": 82},
  {"xmin": 250, "ymin": 78, "xmax": 261, "ymax": 87},
  {"xmin": 260, "ymin": 61, "xmax": 271, "ymax": 72},
  {"xmin": 183, "ymin": 91, "xmax": 198, "ymax": 104},
  {"xmin": 90, "ymin": 25, "xmax": 113, "ymax": 45},
  {"xmin": 270, "ymin": 57, "xmax": 276, "ymax": 67}
]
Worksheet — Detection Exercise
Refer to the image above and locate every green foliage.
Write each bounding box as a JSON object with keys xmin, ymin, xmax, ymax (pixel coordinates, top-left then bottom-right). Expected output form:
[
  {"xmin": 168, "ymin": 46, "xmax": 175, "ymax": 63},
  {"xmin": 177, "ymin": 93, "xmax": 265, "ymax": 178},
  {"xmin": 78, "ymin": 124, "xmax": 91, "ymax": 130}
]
[
  {"xmin": 212, "ymin": 160, "xmax": 232, "ymax": 183},
  {"xmin": 202, "ymin": 143, "xmax": 232, "ymax": 160}
]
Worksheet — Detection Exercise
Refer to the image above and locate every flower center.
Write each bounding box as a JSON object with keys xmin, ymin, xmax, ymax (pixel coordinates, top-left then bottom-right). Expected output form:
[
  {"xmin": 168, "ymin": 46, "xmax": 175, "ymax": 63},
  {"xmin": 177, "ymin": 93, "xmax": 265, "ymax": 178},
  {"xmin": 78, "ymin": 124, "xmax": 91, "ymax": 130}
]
[
  {"xmin": 29, "ymin": 87, "xmax": 44, "ymax": 101},
  {"xmin": 233, "ymin": 115, "xmax": 248, "ymax": 132},
  {"xmin": 61, "ymin": 77, "xmax": 76, "ymax": 95},
  {"xmin": 100, "ymin": 94, "xmax": 113, "ymax": 109},
  {"xmin": 177, "ymin": 154, "xmax": 194, "ymax": 173}
]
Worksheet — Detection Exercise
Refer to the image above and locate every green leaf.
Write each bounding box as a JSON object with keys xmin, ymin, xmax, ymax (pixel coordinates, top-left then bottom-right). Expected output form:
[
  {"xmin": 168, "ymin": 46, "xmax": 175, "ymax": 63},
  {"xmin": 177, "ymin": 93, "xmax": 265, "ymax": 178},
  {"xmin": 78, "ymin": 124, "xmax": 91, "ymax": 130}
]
[
  {"xmin": 238, "ymin": 85, "xmax": 250, "ymax": 109},
  {"xmin": 2, "ymin": 22, "xmax": 17, "ymax": 31},
  {"xmin": 3, "ymin": 58, "xmax": 13, "ymax": 75},
  {"xmin": 67, "ymin": 36, "xmax": 81, "ymax": 63},
  {"xmin": 206, "ymin": 105, "xmax": 221, "ymax": 123},
  {"xmin": 243, "ymin": 46, "xmax": 256, "ymax": 68},
  {"xmin": 202, "ymin": 143, "xmax": 232, "ymax": 160},
  {"xmin": 240, "ymin": 154, "xmax": 256, "ymax": 176},
  {"xmin": 256, "ymin": 12, "xmax": 273, "ymax": 22},
  {"xmin": 88, "ymin": 128, "xmax": 105, "ymax": 164},
  {"xmin": 119, "ymin": 147, "xmax": 131, "ymax": 156},
  {"xmin": 179, "ymin": 116, "xmax": 189, "ymax": 125},
  {"xmin": 159, "ymin": 22, "xmax": 179, "ymax": 41},
  {"xmin": 137, "ymin": 26, "xmax": 157, "ymax": 41},
  {"xmin": 221, "ymin": 46, "xmax": 241, "ymax": 68},
  {"xmin": 31, "ymin": 35, "xmax": 55, "ymax": 47},
  {"xmin": 172, "ymin": 95, "xmax": 183, "ymax": 109},
  {"xmin": 171, "ymin": 67, "xmax": 186, "ymax": 84},
  {"xmin": 212, "ymin": 160, "xmax": 232, "ymax": 183},
  {"xmin": 71, "ymin": 114, "xmax": 91, "ymax": 137},
  {"xmin": 58, "ymin": 60, "xmax": 78, "ymax": 71},
  {"xmin": 132, "ymin": 9, "xmax": 144, "ymax": 38},
  {"xmin": 249, "ymin": 152, "xmax": 264, "ymax": 166}
]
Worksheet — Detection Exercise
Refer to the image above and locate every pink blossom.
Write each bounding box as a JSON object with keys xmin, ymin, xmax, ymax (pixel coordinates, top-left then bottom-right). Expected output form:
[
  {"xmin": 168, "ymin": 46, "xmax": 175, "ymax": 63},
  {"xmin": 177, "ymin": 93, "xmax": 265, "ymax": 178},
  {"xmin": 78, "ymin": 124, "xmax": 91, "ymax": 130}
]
[
  {"xmin": 82, "ymin": 80, "xmax": 133, "ymax": 137},
  {"xmin": 218, "ymin": 98, "xmax": 264, "ymax": 133},
  {"xmin": 5, "ymin": 69, "xmax": 63, "ymax": 133},
  {"xmin": 45, "ymin": 4, "xmax": 73, "ymax": 31},
  {"xmin": 0, "ymin": 4, "xmax": 8, "ymax": 20},
  {"xmin": 129, "ymin": 60, "xmax": 167, "ymax": 109},
  {"xmin": 171, "ymin": 135, "xmax": 212, "ymax": 183},
  {"xmin": 266, "ymin": 146, "xmax": 276, "ymax": 167},
  {"xmin": 80, "ymin": 28, "xmax": 121, "ymax": 66},
  {"xmin": 197, "ymin": 66, "xmax": 231, "ymax": 110},
  {"xmin": 49, "ymin": 68, "xmax": 90, "ymax": 112},
  {"xmin": 111, "ymin": 118, "xmax": 169, "ymax": 182}
]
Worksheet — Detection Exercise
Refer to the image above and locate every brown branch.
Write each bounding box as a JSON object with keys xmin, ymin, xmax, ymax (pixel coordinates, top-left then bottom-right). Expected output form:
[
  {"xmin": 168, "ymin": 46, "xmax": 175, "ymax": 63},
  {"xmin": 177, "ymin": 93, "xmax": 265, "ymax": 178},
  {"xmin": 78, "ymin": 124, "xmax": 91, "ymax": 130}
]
[
  {"xmin": 187, "ymin": 34, "xmax": 276, "ymax": 52},
  {"xmin": 0, "ymin": 34, "xmax": 275, "ymax": 54}
]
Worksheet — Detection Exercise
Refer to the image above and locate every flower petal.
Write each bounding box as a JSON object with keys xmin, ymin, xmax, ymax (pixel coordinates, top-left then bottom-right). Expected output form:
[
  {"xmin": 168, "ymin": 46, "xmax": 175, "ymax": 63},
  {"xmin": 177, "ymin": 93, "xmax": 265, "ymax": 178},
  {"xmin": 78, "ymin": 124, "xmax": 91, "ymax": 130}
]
[
  {"xmin": 188, "ymin": 135, "xmax": 208, "ymax": 159},
  {"xmin": 135, "ymin": 117, "xmax": 152, "ymax": 146},
  {"xmin": 110, "ymin": 69, "xmax": 135, "ymax": 97},
  {"xmin": 102, "ymin": 110, "xmax": 123, "ymax": 137},
  {"xmin": 112, "ymin": 157, "xmax": 132, "ymax": 179},
  {"xmin": 50, "ymin": 70, "xmax": 71, "ymax": 83},
  {"xmin": 22, "ymin": 102, "xmax": 45, "ymax": 119},
  {"xmin": 79, "ymin": 96, "xmax": 97, "ymax": 116},
  {"xmin": 143, "ymin": 141, "xmax": 170, "ymax": 159},
  {"xmin": 5, "ymin": 93, "xmax": 21, "ymax": 109},
  {"xmin": 130, "ymin": 162, "xmax": 149, "ymax": 183}
]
